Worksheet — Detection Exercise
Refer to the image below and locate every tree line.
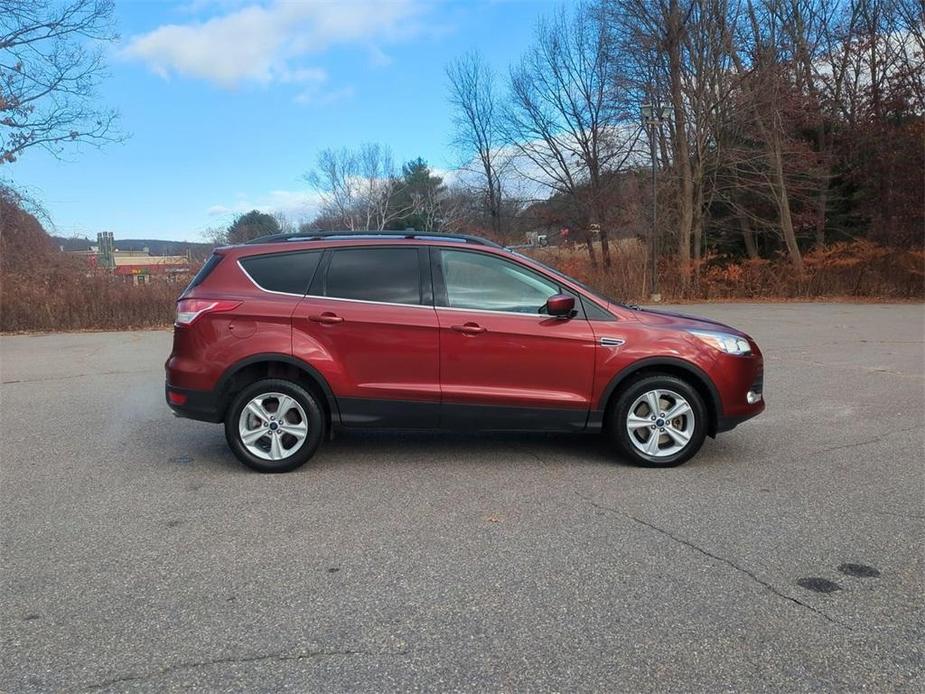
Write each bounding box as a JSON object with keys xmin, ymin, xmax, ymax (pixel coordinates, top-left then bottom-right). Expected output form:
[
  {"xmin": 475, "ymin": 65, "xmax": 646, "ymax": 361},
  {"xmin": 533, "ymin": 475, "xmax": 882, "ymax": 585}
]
[
  {"xmin": 280, "ymin": 0, "xmax": 922, "ymax": 277},
  {"xmin": 4, "ymin": 0, "xmax": 922, "ymax": 279}
]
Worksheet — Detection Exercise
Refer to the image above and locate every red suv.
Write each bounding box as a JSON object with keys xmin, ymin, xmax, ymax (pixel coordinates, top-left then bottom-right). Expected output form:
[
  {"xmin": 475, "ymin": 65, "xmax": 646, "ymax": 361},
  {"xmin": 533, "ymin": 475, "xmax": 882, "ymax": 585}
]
[{"xmin": 166, "ymin": 232, "xmax": 764, "ymax": 473}]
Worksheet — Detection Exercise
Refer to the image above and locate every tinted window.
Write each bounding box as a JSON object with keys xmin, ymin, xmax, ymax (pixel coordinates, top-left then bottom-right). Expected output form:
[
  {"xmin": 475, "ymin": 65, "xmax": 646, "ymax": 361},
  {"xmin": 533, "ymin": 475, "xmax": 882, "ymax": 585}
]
[
  {"xmin": 185, "ymin": 253, "xmax": 223, "ymax": 291},
  {"xmin": 325, "ymin": 248, "xmax": 421, "ymax": 305},
  {"xmin": 581, "ymin": 295, "xmax": 615, "ymax": 321},
  {"xmin": 240, "ymin": 251, "xmax": 321, "ymax": 295},
  {"xmin": 440, "ymin": 250, "xmax": 559, "ymax": 313}
]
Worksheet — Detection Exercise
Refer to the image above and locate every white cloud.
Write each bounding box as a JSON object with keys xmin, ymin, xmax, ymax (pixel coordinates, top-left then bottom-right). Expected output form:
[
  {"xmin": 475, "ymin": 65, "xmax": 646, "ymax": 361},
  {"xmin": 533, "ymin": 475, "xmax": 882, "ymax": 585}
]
[
  {"xmin": 123, "ymin": 0, "xmax": 427, "ymax": 88},
  {"xmin": 208, "ymin": 189, "xmax": 323, "ymax": 220}
]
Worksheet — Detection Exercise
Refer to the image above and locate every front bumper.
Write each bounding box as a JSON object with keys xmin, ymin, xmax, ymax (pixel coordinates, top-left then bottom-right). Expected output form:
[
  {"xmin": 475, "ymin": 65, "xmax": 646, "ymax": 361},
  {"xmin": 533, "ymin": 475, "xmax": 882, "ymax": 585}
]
[
  {"xmin": 711, "ymin": 347, "xmax": 765, "ymax": 433},
  {"xmin": 165, "ymin": 383, "xmax": 223, "ymax": 423},
  {"xmin": 716, "ymin": 401, "xmax": 765, "ymax": 433}
]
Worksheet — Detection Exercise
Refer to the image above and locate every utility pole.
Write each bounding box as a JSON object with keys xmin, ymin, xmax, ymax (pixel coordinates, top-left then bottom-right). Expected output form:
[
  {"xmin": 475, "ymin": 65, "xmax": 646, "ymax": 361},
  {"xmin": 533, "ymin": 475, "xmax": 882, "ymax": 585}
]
[{"xmin": 640, "ymin": 104, "xmax": 668, "ymax": 303}]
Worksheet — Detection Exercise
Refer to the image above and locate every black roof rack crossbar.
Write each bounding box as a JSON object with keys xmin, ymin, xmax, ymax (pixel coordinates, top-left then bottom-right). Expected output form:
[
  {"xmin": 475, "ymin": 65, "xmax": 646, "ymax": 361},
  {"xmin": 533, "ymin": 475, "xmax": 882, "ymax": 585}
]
[{"xmin": 246, "ymin": 231, "xmax": 503, "ymax": 248}]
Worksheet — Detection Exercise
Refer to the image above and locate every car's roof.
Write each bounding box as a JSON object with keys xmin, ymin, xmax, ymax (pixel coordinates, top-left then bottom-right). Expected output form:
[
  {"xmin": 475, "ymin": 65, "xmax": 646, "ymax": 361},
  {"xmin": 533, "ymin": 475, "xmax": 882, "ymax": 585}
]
[
  {"xmin": 221, "ymin": 231, "xmax": 507, "ymax": 256},
  {"xmin": 252, "ymin": 230, "xmax": 500, "ymax": 246}
]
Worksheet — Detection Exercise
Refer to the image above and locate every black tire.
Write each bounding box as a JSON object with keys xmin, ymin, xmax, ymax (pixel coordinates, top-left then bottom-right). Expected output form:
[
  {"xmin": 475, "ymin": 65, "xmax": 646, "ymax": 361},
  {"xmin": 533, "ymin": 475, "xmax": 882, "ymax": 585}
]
[
  {"xmin": 224, "ymin": 378, "xmax": 324, "ymax": 473},
  {"xmin": 608, "ymin": 374, "xmax": 707, "ymax": 468}
]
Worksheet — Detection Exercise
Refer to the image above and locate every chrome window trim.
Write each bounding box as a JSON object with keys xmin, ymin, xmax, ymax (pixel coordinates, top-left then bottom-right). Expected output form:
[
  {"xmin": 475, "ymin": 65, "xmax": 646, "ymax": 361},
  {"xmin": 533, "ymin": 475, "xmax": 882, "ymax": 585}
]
[
  {"xmin": 301, "ymin": 294, "xmax": 435, "ymax": 310},
  {"xmin": 435, "ymin": 305, "xmax": 556, "ymax": 318},
  {"xmin": 236, "ymin": 244, "xmax": 599, "ymax": 318},
  {"xmin": 237, "ymin": 259, "xmax": 306, "ymax": 298}
]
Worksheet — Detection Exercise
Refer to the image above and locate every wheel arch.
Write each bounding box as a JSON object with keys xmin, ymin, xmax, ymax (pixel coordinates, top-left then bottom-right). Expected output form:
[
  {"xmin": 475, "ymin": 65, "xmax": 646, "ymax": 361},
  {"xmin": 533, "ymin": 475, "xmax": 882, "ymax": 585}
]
[
  {"xmin": 599, "ymin": 357, "xmax": 721, "ymax": 437},
  {"xmin": 215, "ymin": 353, "xmax": 340, "ymax": 427}
]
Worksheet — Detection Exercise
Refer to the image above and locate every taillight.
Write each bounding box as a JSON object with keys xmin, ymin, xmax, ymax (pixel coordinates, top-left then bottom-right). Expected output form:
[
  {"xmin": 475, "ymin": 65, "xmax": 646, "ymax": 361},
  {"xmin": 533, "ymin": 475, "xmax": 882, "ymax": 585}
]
[{"xmin": 175, "ymin": 299, "xmax": 241, "ymax": 326}]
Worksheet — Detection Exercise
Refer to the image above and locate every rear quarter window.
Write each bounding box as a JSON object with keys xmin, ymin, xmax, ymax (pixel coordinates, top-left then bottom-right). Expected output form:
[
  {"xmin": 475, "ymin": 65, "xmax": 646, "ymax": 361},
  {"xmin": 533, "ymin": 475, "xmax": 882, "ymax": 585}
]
[
  {"xmin": 240, "ymin": 251, "xmax": 322, "ymax": 295},
  {"xmin": 184, "ymin": 253, "xmax": 223, "ymax": 291}
]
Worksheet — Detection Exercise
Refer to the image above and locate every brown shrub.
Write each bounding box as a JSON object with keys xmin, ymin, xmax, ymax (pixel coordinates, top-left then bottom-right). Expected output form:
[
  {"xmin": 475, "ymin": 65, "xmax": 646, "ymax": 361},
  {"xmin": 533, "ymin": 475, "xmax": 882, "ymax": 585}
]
[
  {"xmin": 1, "ymin": 269, "xmax": 185, "ymax": 332},
  {"xmin": 1, "ymin": 192, "xmax": 188, "ymax": 332},
  {"xmin": 528, "ymin": 239, "xmax": 924, "ymax": 302}
]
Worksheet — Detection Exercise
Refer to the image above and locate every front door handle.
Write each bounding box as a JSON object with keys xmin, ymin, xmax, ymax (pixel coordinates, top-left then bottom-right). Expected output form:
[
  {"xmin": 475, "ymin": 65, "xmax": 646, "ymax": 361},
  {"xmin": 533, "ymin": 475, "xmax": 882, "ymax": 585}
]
[
  {"xmin": 309, "ymin": 312, "xmax": 344, "ymax": 325},
  {"xmin": 451, "ymin": 322, "xmax": 486, "ymax": 335}
]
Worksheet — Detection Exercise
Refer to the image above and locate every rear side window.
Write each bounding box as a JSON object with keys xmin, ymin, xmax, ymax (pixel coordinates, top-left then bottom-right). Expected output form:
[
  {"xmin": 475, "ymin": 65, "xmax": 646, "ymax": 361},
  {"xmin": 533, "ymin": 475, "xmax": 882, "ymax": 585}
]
[
  {"xmin": 324, "ymin": 248, "xmax": 421, "ymax": 305},
  {"xmin": 240, "ymin": 251, "xmax": 321, "ymax": 295},
  {"xmin": 185, "ymin": 253, "xmax": 223, "ymax": 291}
]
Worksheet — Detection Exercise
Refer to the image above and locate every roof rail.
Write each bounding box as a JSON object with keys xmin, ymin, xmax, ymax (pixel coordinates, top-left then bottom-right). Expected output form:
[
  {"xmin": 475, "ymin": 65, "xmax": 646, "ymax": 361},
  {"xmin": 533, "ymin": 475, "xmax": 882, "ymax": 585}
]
[{"xmin": 245, "ymin": 230, "xmax": 503, "ymax": 248}]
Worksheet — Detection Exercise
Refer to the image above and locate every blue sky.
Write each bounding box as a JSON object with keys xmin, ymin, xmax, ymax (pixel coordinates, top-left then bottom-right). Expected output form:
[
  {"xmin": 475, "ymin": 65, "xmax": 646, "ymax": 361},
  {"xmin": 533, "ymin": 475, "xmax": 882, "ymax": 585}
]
[{"xmin": 8, "ymin": 0, "xmax": 556, "ymax": 242}]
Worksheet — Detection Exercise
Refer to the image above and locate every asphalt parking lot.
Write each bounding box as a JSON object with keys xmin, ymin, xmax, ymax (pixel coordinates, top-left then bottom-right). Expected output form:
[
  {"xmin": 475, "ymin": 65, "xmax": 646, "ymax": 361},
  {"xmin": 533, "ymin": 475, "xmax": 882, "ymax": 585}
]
[{"xmin": 1, "ymin": 303, "xmax": 923, "ymax": 692}]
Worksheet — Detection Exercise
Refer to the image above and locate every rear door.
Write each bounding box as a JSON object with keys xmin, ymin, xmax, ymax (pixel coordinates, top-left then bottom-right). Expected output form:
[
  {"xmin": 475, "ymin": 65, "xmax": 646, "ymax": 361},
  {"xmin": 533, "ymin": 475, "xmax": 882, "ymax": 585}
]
[
  {"xmin": 292, "ymin": 245, "xmax": 440, "ymax": 427},
  {"xmin": 432, "ymin": 247, "xmax": 596, "ymax": 431}
]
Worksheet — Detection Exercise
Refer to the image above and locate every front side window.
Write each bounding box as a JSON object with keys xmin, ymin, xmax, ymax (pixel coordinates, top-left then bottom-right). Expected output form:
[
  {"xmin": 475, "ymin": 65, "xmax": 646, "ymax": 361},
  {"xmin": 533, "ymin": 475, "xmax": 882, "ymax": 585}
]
[
  {"xmin": 240, "ymin": 251, "xmax": 322, "ymax": 295},
  {"xmin": 325, "ymin": 248, "xmax": 421, "ymax": 305},
  {"xmin": 439, "ymin": 250, "xmax": 559, "ymax": 314}
]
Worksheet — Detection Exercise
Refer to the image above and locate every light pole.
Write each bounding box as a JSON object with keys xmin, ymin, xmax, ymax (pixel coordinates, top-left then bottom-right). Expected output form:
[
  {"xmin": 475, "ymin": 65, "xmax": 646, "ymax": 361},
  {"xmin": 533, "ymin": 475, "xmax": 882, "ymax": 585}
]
[{"xmin": 640, "ymin": 103, "xmax": 669, "ymax": 302}]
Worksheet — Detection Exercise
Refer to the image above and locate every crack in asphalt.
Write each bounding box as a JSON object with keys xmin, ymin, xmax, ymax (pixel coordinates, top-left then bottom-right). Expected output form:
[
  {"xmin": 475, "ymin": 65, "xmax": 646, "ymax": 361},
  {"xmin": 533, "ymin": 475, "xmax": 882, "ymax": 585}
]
[
  {"xmin": 809, "ymin": 425, "xmax": 918, "ymax": 456},
  {"xmin": 510, "ymin": 443, "xmax": 547, "ymax": 465},
  {"xmin": 83, "ymin": 647, "xmax": 411, "ymax": 691},
  {"xmin": 2, "ymin": 369, "xmax": 161, "ymax": 385},
  {"xmin": 575, "ymin": 492, "xmax": 850, "ymax": 630}
]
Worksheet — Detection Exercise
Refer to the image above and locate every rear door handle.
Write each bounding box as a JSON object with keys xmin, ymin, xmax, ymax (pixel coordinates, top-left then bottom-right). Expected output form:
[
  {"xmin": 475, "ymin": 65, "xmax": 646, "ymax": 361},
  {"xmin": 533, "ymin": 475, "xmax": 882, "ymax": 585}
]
[
  {"xmin": 451, "ymin": 322, "xmax": 486, "ymax": 335},
  {"xmin": 309, "ymin": 312, "xmax": 344, "ymax": 325}
]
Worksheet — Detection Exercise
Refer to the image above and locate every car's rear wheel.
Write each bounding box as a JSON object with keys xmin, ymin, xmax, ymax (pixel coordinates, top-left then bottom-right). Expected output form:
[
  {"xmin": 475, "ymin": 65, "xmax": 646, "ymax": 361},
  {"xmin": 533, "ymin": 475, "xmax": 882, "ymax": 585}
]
[
  {"xmin": 609, "ymin": 374, "xmax": 707, "ymax": 467},
  {"xmin": 225, "ymin": 379, "xmax": 324, "ymax": 473}
]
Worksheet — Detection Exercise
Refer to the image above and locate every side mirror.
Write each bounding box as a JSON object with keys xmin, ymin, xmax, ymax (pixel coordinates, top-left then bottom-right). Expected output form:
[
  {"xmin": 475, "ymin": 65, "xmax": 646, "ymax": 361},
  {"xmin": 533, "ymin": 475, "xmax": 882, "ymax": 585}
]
[{"xmin": 546, "ymin": 293, "xmax": 575, "ymax": 318}]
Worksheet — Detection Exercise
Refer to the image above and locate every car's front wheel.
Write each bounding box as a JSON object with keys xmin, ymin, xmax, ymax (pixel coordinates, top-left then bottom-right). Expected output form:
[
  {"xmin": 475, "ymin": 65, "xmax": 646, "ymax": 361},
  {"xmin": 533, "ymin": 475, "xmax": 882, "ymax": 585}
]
[
  {"xmin": 225, "ymin": 379, "xmax": 324, "ymax": 473},
  {"xmin": 609, "ymin": 375, "xmax": 707, "ymax": 467}
]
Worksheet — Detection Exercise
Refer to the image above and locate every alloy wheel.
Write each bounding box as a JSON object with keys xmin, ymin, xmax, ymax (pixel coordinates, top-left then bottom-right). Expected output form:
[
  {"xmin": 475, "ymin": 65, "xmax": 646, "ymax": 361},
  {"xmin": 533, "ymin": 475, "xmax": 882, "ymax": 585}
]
[
  {"xmin": 625, "ymin": 388, "xmax": 696, "ymax": 458},
  {"xmin": 238, "ymin": 392, "xmax": 309, "ymax": 461}
]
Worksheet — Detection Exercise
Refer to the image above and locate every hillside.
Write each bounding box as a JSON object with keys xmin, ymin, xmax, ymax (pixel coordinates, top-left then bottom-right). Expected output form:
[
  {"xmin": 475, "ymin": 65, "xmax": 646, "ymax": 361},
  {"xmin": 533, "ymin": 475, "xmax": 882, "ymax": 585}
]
[
  {"xmin": 53, "ymin": 235, "xmax": 212, "ymax": 257},
  {"xmin": 1, "ymin": 191, "xmax": 75, "ymax": 274}
]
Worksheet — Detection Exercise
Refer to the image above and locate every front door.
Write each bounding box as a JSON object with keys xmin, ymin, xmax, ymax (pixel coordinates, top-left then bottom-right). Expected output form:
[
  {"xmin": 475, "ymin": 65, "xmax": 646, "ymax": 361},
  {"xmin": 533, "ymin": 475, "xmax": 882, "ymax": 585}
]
[
  {"xmin": 292, "ymin": 246, "xmax": 440, "ymax": 427},
  {"xmin": 432, "ymin": 248, "xmax": 596, "ymax": 431}
]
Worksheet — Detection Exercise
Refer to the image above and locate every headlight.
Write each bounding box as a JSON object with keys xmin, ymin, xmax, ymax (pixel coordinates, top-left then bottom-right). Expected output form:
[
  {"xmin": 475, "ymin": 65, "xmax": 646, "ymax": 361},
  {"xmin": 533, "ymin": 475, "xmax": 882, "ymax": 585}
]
[{"xmin": 688, "ymin": 330, "xmax": 752, "ymax": 355}]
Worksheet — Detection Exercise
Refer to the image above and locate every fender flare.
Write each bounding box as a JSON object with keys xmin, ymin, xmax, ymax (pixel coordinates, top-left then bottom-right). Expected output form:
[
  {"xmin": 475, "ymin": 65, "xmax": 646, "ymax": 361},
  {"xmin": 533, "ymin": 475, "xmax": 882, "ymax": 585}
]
[
  {"xmin": 215, "ymin": 353, "xmax": 341, "ymax": 423},
  {"xmin": 597, "ymin": 356, "xmax": 721, "ymax": 433}
]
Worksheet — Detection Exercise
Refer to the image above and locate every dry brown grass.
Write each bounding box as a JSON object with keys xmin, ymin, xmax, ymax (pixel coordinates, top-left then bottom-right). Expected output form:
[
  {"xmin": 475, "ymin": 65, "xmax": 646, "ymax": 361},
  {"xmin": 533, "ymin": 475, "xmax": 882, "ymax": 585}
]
[
  {"xmin": 1, "ymin": 192, "xmax": 190, "ymax": 332},
  {"xmin": 528, "ymin": 239, "xmax": 925, "ymax": 302},
  {"xmin": 1, "ymin": 270, "xmax": 187, "ymax": 333}
]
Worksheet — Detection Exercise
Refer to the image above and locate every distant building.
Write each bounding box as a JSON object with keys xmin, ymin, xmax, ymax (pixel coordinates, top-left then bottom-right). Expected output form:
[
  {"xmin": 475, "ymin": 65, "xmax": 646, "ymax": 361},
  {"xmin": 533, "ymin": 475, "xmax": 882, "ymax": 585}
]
[{"xmin": 69, "ymin": 232, "xmax": 191, "ymax": 285}]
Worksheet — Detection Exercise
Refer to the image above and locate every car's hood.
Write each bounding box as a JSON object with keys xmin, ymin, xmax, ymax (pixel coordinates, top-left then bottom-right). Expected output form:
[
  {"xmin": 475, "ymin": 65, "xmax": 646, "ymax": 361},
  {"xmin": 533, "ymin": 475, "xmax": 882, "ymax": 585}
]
[{"xmin": 617, "ymin": 305, "xmax": 749, "ymax": 337}]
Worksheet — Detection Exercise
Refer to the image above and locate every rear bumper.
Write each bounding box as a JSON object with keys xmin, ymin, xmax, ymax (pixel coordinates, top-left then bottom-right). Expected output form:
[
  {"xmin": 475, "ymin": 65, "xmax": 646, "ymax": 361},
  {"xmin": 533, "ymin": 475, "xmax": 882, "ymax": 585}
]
[{"xmin": 165, "ymin": 383, "xmax": 223, "ymax": 423}]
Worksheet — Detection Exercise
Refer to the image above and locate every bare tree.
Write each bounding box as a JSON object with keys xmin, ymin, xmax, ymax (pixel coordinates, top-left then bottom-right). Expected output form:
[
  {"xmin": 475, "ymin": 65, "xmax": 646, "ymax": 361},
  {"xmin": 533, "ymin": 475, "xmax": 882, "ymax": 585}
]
[
  {"xmin": 446, "ymin": 51, "xmax": 508, "ymax": 235},
  {"xmin": 0, "ymin": 0, "xmax": 122, "ymax": 163},
  {"xmin": 305, "ymin": 143, "xmax": 408, "ymax": 231},
  {"xmin": 503, "ymin": 3, "xmax": 638, "ymax": 267},
  {"xmin": 713, "ymin": 0, "xmax": 813, "ymax": 270},
  {"xmin": 605, "ymin": 0, "xmax": 741, "ymax": 279}
]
